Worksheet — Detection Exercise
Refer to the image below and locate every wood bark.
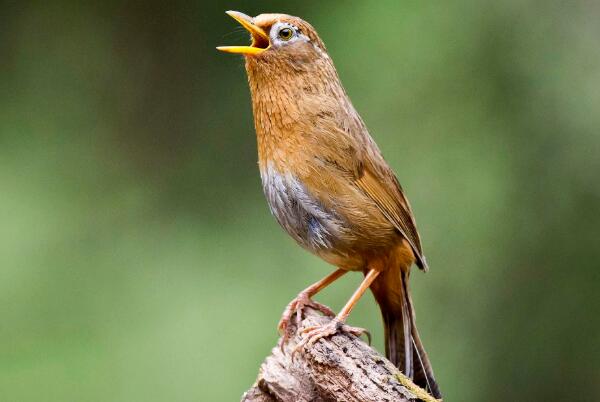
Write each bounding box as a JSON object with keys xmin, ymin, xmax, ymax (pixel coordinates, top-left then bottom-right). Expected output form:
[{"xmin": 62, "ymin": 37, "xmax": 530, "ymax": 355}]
[{"xmin": 241, "ymin": 308, "xmax": 439, "ymax": 402}]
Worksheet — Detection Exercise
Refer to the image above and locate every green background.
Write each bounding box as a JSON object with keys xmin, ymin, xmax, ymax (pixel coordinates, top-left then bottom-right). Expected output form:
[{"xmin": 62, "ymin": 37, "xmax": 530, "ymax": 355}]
[{"xmin": 2, "ymin": 1, "xmax": 599, "ymax": 401}]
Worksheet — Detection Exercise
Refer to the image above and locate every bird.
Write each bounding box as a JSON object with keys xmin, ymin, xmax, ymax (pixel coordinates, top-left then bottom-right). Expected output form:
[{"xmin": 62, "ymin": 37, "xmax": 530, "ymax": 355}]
[{"xmin": 218, "ymin": 11, "xmax": 441, "ymax": 398}]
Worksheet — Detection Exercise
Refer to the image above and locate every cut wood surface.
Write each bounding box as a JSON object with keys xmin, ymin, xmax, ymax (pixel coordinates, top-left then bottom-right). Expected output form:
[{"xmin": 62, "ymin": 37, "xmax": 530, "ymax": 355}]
[{"xmin": 241, "ymin": 308, "xmax": 440, "ymax": 402}]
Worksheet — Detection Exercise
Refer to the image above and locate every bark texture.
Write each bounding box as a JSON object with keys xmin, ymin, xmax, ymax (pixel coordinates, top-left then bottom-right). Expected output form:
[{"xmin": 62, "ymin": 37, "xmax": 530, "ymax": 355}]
[{"xmin": 241, "ymin": 308, "xmax": 440, "ymax": 402}]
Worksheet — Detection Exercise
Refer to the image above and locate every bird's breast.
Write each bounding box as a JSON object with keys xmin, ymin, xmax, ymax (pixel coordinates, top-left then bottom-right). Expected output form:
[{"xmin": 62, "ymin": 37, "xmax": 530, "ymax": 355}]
[{"xmin": 259, "ymin": 161, "xmax": 347, "ymax": 253}]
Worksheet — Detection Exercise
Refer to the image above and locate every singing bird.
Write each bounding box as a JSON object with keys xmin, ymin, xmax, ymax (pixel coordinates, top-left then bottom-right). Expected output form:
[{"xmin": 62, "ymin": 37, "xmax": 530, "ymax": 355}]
[{"xmin": 218, "ymin": 11, "xmax": 441, "ymax": 398}]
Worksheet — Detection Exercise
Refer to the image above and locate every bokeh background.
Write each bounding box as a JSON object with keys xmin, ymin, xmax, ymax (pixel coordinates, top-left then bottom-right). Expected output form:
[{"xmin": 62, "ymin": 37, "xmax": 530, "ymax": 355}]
[{"xmin": 2, "ymin": 0, "xmax": 599, "ymax": 401}]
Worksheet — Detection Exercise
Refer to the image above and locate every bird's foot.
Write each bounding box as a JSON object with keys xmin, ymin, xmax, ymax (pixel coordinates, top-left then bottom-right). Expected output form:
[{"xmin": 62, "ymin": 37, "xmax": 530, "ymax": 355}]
[
  {"xmin": 291, "ymin": 319, "xmax": 371, "ymax": 360},
  {"xmin": 278, "ymin": 291, "xmax": 335, "ymax": 347}
]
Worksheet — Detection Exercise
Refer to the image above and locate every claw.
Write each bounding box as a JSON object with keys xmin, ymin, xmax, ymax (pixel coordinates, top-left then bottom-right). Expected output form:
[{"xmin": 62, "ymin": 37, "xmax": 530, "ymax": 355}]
[
  {"xmin": 278, "ymin": 292, "xmax": 335, "ymax": 351},
  {"xmin": 363, "ymin": 328, "xmax": 372, "ymax": 345},
  {"xmin": 292, "ymin": 319, "xmax": 370, "ymax": 358},
  {"xmin": 301, "ymin": 325, "xmax": 318, "ymax": 334}
]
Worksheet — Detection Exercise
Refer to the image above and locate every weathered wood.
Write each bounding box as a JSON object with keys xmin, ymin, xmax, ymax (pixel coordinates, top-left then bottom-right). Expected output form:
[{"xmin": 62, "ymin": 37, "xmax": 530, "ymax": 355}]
[{"xmin": 241, "ymin": 308, "xmax": 440, "ymax": 402}]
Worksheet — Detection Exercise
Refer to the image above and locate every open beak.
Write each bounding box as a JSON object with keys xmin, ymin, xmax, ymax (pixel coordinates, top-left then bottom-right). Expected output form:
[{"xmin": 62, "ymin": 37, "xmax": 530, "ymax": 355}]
[{"xmin": 216, "ymin": 11, "xmax": 270, "ymax": 56}]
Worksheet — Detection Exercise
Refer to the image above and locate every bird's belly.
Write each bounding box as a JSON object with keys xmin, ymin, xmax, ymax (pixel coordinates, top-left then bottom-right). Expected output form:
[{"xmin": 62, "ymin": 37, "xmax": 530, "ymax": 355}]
[{"xmin": 259, "ymin": 162, "xmax": 357, "ymax": 265}]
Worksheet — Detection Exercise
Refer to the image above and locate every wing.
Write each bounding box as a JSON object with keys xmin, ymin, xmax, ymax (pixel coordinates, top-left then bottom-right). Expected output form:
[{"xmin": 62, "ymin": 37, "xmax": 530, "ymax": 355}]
[
  {"xmin": 354, "ymin": 153, "xmax": 428, "ymax": 271},
  {"xmin": 293, "ymin": 113, "xmax": 427, "ymax": 270}
]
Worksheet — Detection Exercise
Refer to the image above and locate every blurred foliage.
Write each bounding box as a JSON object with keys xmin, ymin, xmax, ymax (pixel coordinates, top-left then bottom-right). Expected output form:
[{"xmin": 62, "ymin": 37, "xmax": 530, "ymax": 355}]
[{"xmin": 1, "ymin": 1, "xmax": 599, "ymax": 401}]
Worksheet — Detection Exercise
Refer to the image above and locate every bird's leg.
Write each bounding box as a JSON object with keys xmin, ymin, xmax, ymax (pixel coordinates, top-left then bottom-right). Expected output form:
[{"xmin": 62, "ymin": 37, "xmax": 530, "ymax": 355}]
[
  {"xmin": 278, "ymin": 268, "xmax": 346, "ymax": 344},
  {"xmin": 293, "ymin": 269, "xmax": 381, "ymax": 356}
]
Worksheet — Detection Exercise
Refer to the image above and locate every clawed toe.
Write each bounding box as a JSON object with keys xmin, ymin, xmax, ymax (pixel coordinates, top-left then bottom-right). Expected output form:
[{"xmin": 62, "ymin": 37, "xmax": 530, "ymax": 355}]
[
  {"xmin": 346, "ymin": 325, "xmax": 371, "ymax": 345},
  {"xmin": 278, "ymin": 292, "xmax": 336, "ymax": 350},
  {"xmin": 306, "ymin": 300, "xmax": 335, "ymax": 317},
  {"xmin": 291, "ymin": 320, "xmax": 370, "ymax": 360}
]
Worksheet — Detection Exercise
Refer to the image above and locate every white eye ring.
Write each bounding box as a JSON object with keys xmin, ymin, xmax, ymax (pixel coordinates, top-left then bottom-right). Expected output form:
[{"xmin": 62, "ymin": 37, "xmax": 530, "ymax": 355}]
[
  {"xmin": 271, "ymin": 22, "xmax": 302, "ymax": 46},
  {"xmin": 278, "ymin": 27, "xmax": 294, "ymax": 41}
]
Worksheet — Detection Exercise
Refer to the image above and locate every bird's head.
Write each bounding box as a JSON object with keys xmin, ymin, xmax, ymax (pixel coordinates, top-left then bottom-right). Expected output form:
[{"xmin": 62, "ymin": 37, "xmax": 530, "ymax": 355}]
[
  {"xmin": 217, "ymin": 11, "xmax": 354, "ymax": 143},
  {"xmin": 217, "ymin": 11, "xmax": 331, "ymax": 78}
]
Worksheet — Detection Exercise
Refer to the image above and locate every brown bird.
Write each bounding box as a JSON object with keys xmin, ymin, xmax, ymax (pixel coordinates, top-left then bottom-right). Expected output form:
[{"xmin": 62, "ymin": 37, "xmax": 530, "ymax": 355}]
[{"xmin": 218, "ymin": 11, "xmax": 441, "ymax": 398}]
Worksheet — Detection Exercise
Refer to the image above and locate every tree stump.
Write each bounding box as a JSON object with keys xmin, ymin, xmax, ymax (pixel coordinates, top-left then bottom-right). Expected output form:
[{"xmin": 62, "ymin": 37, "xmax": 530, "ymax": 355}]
[{"xmin": 241, "ymin": 308, "xmax": 440, "ymax": 402}]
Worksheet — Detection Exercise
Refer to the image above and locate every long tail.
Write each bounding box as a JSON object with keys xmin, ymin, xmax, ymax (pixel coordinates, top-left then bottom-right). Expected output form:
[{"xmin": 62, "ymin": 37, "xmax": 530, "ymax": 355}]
[{"xmin": 369, "ymin": 266, "xmax": 442, "ymax": 399}]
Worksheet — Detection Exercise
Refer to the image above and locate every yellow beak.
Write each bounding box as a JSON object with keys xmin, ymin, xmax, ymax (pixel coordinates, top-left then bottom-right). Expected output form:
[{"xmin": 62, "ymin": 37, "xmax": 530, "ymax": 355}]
[{"xmin": 216, "ymin": 11, "xmax": 270, "ymax": 56}]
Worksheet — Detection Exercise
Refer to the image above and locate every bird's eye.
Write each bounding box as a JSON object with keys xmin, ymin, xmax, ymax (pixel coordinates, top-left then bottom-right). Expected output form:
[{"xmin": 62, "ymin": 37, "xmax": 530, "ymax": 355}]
[{"xmin": 278, "ymin": 27, "xmax": 294, "ymax": 41}]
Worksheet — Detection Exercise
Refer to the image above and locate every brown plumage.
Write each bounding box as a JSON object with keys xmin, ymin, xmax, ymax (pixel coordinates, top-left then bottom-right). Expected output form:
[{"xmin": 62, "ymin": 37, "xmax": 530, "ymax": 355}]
[{"xmin": 218, "ymin": 11, "xmax": 441, "ymax": 398}]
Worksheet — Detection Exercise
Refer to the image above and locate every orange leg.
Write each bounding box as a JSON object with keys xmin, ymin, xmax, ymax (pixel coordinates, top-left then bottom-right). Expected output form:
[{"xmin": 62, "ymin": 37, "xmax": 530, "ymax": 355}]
[
  {"xmin": 304, "ymin": 268, "xmax": 347, "ymax": 297},
  {"xmin": 336, "ymin": 269, "xmax": 380, "ymax": 322},
  {"xmin": 294, "ymin": 269, "xmax": 381, "ymax": 354},
  {"xmin": 278, "ymin": 268, "xmax": 347, "ymax": 343}
]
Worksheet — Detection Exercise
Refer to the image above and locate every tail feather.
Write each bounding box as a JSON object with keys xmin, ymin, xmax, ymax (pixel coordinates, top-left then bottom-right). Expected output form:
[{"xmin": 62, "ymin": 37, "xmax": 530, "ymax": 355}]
[
  {"xmin": 403, "ymin": 271, "xmax": 441, "ymax": 398},
  {"xmin": 370, "ymin": 268, "xmax": 442, "ymax": 399}
]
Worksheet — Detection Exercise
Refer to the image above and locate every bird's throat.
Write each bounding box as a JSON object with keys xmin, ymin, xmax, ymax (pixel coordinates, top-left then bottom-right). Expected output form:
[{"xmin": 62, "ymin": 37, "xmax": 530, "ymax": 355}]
[{"xmin": 245, "ymin": 56, "xmax": 354, "ymax": 166}]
